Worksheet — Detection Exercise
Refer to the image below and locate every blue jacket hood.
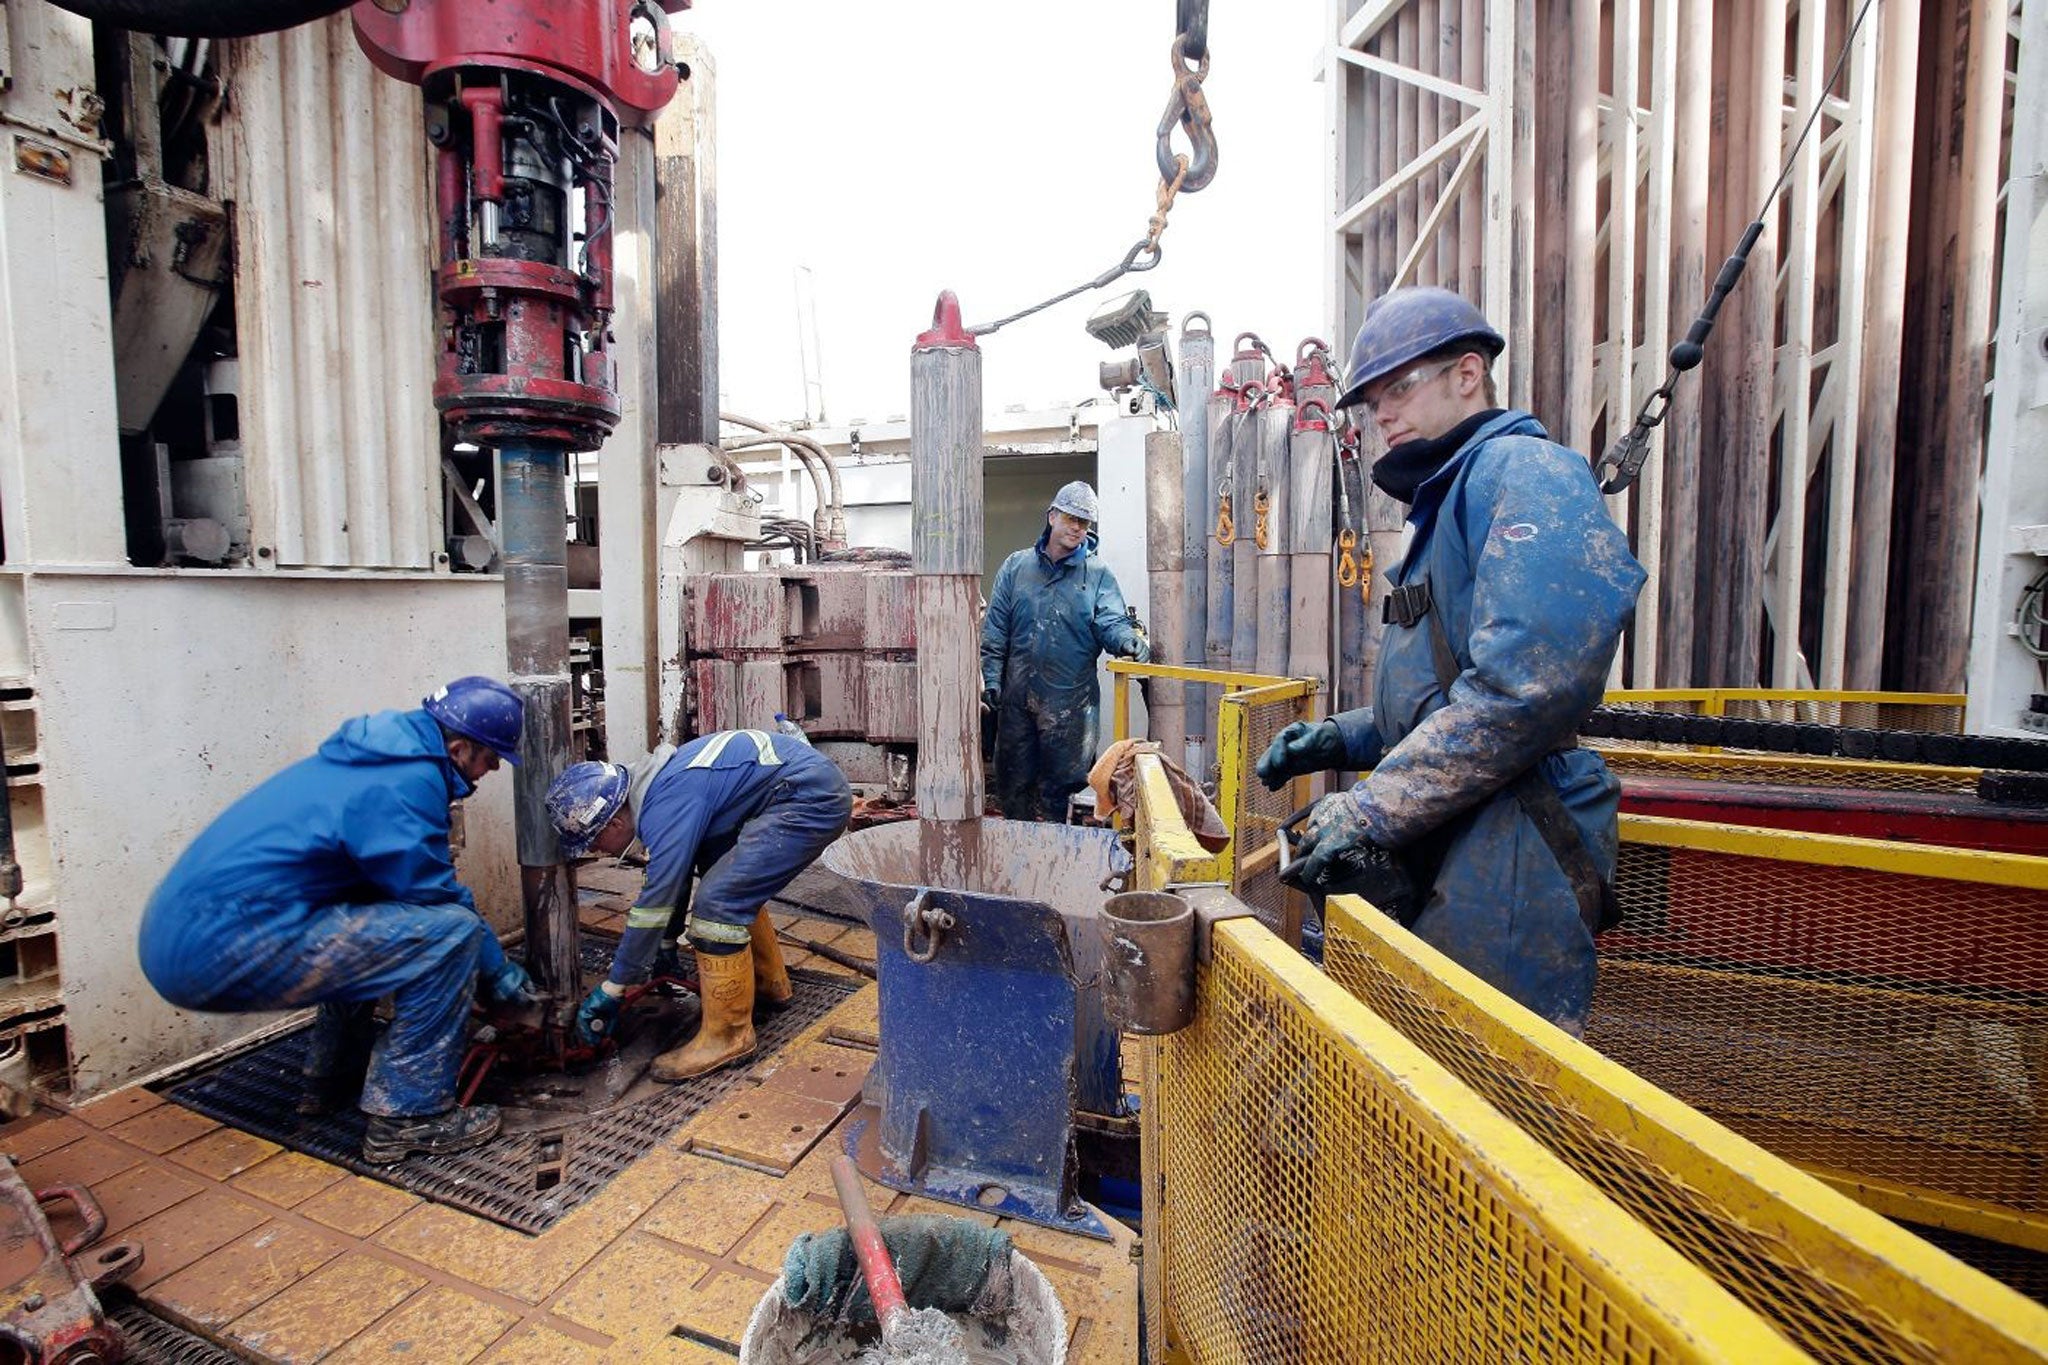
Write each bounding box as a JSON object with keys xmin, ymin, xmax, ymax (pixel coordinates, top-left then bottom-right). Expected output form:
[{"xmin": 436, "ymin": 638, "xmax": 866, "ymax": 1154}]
[{"xmin": 318, "ymin": 709, "xmax": 471, "ymax": 798}]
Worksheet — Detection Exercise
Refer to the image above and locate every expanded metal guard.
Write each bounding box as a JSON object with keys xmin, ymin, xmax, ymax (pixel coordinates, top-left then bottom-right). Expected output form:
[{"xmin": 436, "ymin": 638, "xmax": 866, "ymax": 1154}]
[
  {"xmin": 1217, "ymin": 680, "xmax": 1317, "ymax": 945},
  {"xmin": 1321, "ymin": 897, "xmax": 2048, "ymax": 1362},
  {"xmin": 1594, "ymin": 748, "xmax": 1983, "ymax": 794},
  {"xmin": 1589, "ymin": 818, "xmax": 2048, "ymax": 1263},
  {"xmin": 1146, "ymin": 917, "xmax": 1800, "ymax": 1362}
]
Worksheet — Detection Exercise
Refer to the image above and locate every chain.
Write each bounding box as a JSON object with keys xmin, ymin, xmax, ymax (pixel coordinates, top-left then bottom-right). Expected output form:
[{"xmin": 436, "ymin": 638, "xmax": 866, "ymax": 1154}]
[{"xmin": 968, "ymin": 19, "xmax": 1217, "ymax": 337}]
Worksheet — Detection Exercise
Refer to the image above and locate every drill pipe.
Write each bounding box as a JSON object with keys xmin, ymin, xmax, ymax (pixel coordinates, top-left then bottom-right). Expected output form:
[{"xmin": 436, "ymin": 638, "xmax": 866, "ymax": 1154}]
[{"xmin": 500, "ymin": 442, "xmax": 579, "ymax": 1046}]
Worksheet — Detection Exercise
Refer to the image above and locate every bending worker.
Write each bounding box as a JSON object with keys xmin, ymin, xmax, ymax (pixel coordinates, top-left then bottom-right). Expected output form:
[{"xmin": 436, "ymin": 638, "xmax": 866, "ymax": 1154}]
[
  {"xmin": 139, "ymin": 677, "xmax": 535, "ymax": 1164},
  {"xmin": 545, "ymin": 728, "xmax": 851, "ymax": 1080},
  {"xmin": 981, "ymin": 480, "xmax": 1149, "ymax": 822},
  {"xmin": 1261, "ymin": 287, "xmax": 1645, "ymax": 1033}
]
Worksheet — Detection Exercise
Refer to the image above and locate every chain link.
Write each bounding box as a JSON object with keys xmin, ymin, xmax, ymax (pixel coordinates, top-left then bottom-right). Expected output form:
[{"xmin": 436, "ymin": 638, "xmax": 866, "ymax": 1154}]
[{"xmin": 968, "ymin": 24, "xmax": 1218, "ymax": 337}]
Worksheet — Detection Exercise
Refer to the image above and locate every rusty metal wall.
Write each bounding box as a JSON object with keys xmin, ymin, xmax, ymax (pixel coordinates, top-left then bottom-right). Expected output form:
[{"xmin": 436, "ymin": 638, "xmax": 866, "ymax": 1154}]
[{"xmin": 216, "ymin": 16, "xmax": 441, "ymax": 570}]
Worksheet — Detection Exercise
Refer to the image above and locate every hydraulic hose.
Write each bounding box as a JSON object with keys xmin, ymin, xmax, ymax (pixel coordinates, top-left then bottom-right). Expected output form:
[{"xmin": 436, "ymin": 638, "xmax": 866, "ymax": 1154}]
[{"xmin": 44, "ymin": 0, "xmax": 352, "ymax": 38}]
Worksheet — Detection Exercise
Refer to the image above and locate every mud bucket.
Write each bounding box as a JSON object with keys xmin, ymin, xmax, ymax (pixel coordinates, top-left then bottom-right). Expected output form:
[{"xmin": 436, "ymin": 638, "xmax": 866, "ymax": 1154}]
[
  {"xmin": 1099, "ymin": 891, "xmax": 1196, "ymax": 1034},
  {"xmin": 737, "ymin": 1240, "xmax": 1068, "ymax": 1364}
]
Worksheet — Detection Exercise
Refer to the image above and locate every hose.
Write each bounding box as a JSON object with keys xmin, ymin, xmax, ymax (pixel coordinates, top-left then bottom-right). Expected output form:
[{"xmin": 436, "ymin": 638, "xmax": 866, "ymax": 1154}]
[
  {"xmin": 721, "ymin": 412, "xmax": 848, "ymax": 544},
  {"xmin": 44, "ymin": 0, "xmax": 352, "ymax": 38},
  {"xmin": 722, "ymin": 435, "xmax": 833, "ymax": 542}
]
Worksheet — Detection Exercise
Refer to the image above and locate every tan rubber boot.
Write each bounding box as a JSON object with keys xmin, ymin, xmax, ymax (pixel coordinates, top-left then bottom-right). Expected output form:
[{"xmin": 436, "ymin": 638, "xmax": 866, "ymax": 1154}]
[
  {"xmin": 651, "ymin": 947, "xmax": 756, "ymax": 1082},
  {"xmin": 751, "ymin": 910, "xmax": 794, "ymax": 1010}
]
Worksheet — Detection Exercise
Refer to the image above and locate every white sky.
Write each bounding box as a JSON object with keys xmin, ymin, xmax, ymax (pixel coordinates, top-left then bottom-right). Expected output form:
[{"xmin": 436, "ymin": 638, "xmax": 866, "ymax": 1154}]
[{"xmin": 677, "ymin": 2, "xmax": 1329, "ymax": 426}]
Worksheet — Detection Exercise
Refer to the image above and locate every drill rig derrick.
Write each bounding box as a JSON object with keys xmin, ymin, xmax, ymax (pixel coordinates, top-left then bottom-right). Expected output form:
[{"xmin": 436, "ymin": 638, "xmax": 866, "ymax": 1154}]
[{"xmin": 352, "ymin": 0, "xmax": 686, "ymax": 1058}]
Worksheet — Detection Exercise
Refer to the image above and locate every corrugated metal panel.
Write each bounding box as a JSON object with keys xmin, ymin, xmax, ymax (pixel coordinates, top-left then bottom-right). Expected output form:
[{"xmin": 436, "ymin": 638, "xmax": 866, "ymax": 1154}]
[{"xmin": 220, "ymin": 17, "xmax": 440, "ymax": 569}]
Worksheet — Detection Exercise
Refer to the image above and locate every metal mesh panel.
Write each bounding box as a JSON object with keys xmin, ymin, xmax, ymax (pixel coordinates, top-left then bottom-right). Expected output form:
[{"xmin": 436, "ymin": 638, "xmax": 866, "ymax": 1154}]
[
  {"xmin": 1149, "ymin": 923, "xmax": 1798, "ymax": 1362},
  {"xmin": 1589, "ymin": 831, "xmax": 2048, "ymax": 1229},
  {"xmin": 1229, "ymin": 690, "xmax": 1312, "ymax": 936},
  {"xmin": 1595, "ymin": 747, "xmax": 1981, "ymax": 794},
  {"xmin": 1322, "ymin": 900, "xmax": 2048, "ymax": 1360}
]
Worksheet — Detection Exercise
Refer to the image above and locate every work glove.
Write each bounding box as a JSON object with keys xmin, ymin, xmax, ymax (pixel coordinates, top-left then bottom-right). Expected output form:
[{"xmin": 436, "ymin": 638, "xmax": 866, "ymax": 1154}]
[
  {"xmin": 572, "ymin": 983, "xmax": 624, "ymax": 1047},
  {"xmin": 1279, "ymin": 792, "xmax": 1421, "ymax": 921},
  {"xmin": 479, "ymin": 958, "xmax": 538, "ymax": 1007},
  {"xmin": 1256, "ymin": 719, "xmax": 1348, "ymax": 790},
  {"xmin": 981, "ymin": 687, "xmax": 1000, "ymax": 715}
]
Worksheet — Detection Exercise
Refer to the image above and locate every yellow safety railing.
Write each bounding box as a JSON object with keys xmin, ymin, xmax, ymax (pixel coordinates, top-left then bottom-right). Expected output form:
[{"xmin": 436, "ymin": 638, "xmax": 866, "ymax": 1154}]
[
  {"xmin": 1130, "ymin": 759, "xmax": 1805, "ymax": 1363},
  {"xmin": 1595, "ymin": 815, "xmax": 2048, "ymax": 1266},
  {"xmin": 1601, "ymin": 688, "xmax": 1967, "ymax": 729},
  {"xmin": 1322, "ymin": 894, "xmax": 2048, "ymax": 1361},
  {"xmin": 1107, "ymin": 661, "xmax": 1319, "ymax": 941}
]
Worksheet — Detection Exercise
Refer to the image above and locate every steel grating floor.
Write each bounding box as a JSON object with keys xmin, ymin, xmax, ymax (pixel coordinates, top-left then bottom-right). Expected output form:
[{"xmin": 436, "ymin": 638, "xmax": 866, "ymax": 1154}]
[
  {"xmin": 106, "ymin": 1293, "xmax": 242, "ymax": 1364},
  {"xmin": 159, "ymin": 963, "xmax": 859, "ymax": 1235}
]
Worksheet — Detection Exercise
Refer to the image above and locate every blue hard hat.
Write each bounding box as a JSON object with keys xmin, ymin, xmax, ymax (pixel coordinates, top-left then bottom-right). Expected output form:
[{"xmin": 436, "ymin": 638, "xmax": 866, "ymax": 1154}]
[
  {"xmin": 422, "ymin": 676, "xmax": 524, "ymax": 766},
  {"xmin": 1337, "ymin": 287, "xmax": 1505, "ymax": 409},
  {"xmin": 545, "ymin": 761, "xmax": 630, "ymax": 858},
  {"xmin": 1049, "ymin": 481, "xmax": 1099, "ymax": 523}
]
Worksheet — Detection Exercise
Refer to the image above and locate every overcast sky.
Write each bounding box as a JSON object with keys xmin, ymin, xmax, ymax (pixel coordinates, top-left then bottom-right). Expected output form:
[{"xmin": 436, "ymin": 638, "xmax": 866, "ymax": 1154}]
[{"xmin": 677, "ymin": 3, "xmax": 1328, "ymax": 427}]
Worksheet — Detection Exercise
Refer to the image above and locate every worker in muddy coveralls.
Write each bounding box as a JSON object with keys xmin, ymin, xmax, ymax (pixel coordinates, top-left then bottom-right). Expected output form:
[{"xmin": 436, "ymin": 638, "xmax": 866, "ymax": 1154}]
[
  {"xmin": 981, "ymin": 481, "xmax": 1150, "ymax": 822},
  {"xmin": 139, "ymin": 677, "xmax": 535, "ymax": 1164},
  {"xmin": 545, "ymin": 729, "xmax": 852, "ymax": 1080},
  {"xmin": 1259, "ymin": 287, "xmax": 1646, "ymax": 1033}
]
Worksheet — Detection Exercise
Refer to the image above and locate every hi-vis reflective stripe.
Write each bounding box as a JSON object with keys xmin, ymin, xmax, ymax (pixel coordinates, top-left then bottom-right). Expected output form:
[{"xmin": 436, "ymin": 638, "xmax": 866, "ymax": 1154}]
[
  {"xmin": 685, "ymin": 729, "xmax": 782, "ymax": 769},
  {"xmin": 625, "ymin": 905, "xmax": 670, "ymax": 930}
]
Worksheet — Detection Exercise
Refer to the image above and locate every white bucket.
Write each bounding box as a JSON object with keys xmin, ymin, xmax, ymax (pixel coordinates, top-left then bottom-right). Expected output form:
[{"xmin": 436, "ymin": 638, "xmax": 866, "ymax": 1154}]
[{"xmin": 737, "ymin": 1248, "xmax": 1068, "ymax": 1365}]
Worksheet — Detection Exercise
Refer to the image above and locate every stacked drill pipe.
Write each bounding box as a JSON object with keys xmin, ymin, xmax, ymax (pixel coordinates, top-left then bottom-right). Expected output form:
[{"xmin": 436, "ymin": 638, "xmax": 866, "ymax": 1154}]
[
  {"xmin": 909, "ymin": 293, "xmax": 986, "ymax": 886},
  {"xmin": 1254, "ymin": 372, "xmax": 1295, "ymax": 679},
  {"xmin": 1177, "ymin": 317, "xmax": 1214, "ymax": 776},
  {"xmin": 1145, "ymin": 430, "xmax": 1187, "ymax": 756},
  {"xmin": 1289, "ymin": 344, "xmax": 1339, "ymax": 693}
]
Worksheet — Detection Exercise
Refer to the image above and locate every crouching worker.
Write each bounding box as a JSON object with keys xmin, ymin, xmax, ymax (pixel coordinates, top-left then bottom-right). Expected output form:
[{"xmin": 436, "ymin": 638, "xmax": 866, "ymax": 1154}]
[
  {"xmin": 546, "ymin": 728, "xmax": 852, "ymax": 1081},
  {"xmin": 139, "ymin": 677, "xmax": 536, "ymax": 1164}
]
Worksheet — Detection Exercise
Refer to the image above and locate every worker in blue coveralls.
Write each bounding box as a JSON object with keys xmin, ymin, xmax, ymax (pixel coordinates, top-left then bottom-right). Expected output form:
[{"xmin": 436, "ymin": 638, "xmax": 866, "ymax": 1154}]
[
  {"xmin": 1259, "ymin": 287, "xmax": 1646, "ymax": 1034},
  {"xmin": 544, "ymin": 728, "xmax": 851, "ymax": 1081},
  {"xmin": 981, "ymin": 480, "xmax": 1150, "ymax": 822},
  {"xmin": 138, "ymin": 677, "xmax": 536, "ymax": 1165}
]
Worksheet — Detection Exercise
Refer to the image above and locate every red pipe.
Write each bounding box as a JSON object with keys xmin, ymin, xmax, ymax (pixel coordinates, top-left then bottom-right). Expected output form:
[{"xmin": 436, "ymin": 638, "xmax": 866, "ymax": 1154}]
[{"xmin": 829, "ymin": 1153, "xmax": 907, "ymax": 1332}]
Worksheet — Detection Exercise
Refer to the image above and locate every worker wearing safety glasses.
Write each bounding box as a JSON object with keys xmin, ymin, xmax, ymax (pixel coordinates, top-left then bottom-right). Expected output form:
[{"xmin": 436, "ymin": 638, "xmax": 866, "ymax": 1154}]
[{"xmin": 1260, "ymin": 286, "xmax": 1646, "ymax": 1035}]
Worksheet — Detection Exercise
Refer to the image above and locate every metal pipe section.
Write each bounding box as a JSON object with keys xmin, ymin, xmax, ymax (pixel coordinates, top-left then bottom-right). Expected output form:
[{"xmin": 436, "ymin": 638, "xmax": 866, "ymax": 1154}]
[
  {"xmin": 500, "ymin": 441, "xmax": 578, "ymax": 1040},
  {"xmin": 1201, "ymin": 379, "xmax": 1236, "ymax": 699},
  {"xmin": 910, "ymin": 293, "xmax": 985, "ymax": 885},
  {"xmin": 1229, "ymin": 382, "xmax": 1262, "ymax": 671},
  {"xmin": 1255, "ymin": 387, "xmax": 1294, "ymax": 679},
  {"xmin": 1177, "ymin": 317, "xmax": 1214, "ymax": 776},
  {"xmin": 1288, "ymin": 399, "xmax": 1336, "ymax": 689},
  {"xmin": 1337, "ymin": 434, "xmax": 1370, "ymax": 715},
  {"xmin": 1145, "ymin": 430, "xmax": 1186, "ymax": 756}
]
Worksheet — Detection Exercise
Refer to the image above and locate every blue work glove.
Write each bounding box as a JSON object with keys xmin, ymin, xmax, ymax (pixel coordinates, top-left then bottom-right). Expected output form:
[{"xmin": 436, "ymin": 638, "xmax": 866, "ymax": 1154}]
[
  {"xmin": 1280, "ymin": 792, "xmax": 1420, "ymax": 921},
  {"xmin": 1256, "ymin": 719, "xmax": 1348, "ymax": 790},
  {"xmin": 572, "ymin": 983, "xmax": 624, "ymax": 1047},
  {"xmin": 479, "ymin": 958, "xmax": 538, "ymax": 1006}
]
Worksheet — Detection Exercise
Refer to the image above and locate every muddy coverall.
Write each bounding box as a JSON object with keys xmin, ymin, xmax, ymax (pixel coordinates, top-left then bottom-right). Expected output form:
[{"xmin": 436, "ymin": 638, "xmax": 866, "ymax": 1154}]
[
  {"xmin": 601, "ymin": 730, "xmax": 851, "ymax": 981},
  {"xmin": 1327, "ymin": 410, "xmax": 1645, "ymax": 1031},
  {"xmin": 139, "ymin": 709, "xmax": 508, "ymax": 1117},
  {"xmin": 981, "ymin": 528, "xmax": 1148, "ymax": 822}
]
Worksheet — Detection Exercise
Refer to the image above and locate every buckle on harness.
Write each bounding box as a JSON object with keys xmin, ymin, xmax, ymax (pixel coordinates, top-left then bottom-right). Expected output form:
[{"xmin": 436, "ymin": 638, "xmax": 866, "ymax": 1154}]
[{"xmin": 1383, "ymin": 580, "xmax": 1434, "ymax": 628}]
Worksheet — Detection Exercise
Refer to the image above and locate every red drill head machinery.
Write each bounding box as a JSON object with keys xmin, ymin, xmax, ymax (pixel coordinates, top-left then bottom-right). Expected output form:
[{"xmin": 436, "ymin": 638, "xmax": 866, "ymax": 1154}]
[{"xmin": 352, "ymin": 1, "xmax": 688, "ymax": 452}]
